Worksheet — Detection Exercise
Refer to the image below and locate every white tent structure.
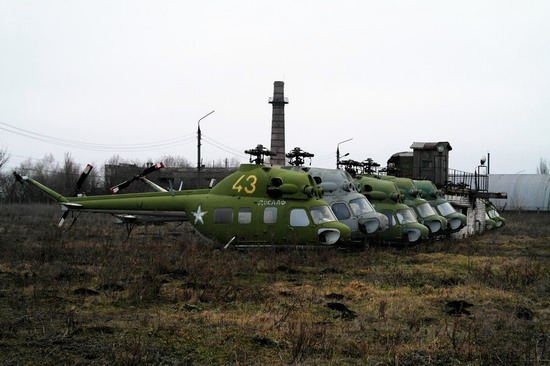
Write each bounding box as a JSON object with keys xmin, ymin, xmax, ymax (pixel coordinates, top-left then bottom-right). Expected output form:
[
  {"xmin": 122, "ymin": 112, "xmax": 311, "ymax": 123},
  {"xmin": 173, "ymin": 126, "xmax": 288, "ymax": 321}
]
[{"xmin": 489, "ymin": 174, "xmax": 550, "ymax": 211}]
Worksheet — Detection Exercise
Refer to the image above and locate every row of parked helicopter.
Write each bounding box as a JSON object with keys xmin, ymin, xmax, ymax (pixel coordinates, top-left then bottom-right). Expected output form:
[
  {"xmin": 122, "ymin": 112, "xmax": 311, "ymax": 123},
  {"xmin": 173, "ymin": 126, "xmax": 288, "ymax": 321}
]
[{"xmin": 14, "ymin": 144, "xmax": 505, "ymax": 249}]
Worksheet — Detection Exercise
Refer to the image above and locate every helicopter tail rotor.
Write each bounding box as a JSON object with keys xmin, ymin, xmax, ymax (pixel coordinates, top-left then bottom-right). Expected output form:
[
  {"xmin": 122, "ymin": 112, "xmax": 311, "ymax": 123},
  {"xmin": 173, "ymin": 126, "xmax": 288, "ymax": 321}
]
[{"xmin": 73, "ymin": 164, "xmax": 93, "ymax": 196}]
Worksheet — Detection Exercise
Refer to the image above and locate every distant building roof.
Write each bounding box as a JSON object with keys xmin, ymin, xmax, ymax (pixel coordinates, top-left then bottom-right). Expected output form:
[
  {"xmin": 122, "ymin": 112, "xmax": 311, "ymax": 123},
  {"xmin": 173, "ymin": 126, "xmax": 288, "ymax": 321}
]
[
  {"xmin": 410, "ymin": 142, "xmax": 452, "ymax": 151},
  {"xmin": 390, "ymin": 151, "xmax": 413, "ymax": 158},
  {"xmin": 489, "ymin": 174, "xmax": 550, "ymax": 211}
]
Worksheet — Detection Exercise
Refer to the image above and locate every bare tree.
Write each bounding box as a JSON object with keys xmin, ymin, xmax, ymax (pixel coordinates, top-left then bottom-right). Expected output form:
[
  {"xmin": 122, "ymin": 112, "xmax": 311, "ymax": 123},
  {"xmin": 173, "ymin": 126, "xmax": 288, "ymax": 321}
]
[
  {"xmin": 0, "ymin": 145, "xmax": 8, "ymax": 170},
  {"xmin": 14, "ymin": 154, "xmax": 59, "ymax": 202},
  {"xmin": 60, "ymin": 153, "xmax": 80, "ymax": 194},
  {"xmin": 160, "ymin": 155, "xmax": 191, "ymax": 168},
  {"xmin": 106, "ymin": 154, "xmax": 126, "ymax": 166},
  {"xmin": 536, "ymin": 158, "xmax": 549, "ymax": 174}
]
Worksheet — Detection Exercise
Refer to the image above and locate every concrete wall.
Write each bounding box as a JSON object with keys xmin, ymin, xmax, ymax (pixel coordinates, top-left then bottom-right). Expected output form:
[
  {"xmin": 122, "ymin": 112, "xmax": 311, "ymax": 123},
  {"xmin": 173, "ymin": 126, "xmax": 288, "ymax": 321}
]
[{"xmin": 446, "ymin": 195, "xmax": 487, "ymax": 238}]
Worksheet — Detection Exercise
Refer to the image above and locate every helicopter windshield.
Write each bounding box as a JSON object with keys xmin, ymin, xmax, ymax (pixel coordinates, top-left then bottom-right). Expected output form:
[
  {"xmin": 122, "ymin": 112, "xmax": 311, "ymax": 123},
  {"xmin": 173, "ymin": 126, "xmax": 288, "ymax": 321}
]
[
  {"xmin": 416, "ymin": 202, "xmax": 437, "ymax": 218},
  {"xmin": 349, "ymin": 197, "xmax": 375, "ymax": 215},
  {"xmin": 487, "ymin": 209, "xmax": 500, "ymax": 218},
  {"xmin": 396, "ymin": 208, "xmax": 417, "ymax": 224},
  {"xmin": 310, "ymin": 206, "xmax": 337, "ymax": 224},
  {"xmin": 436, "ymin": 202, "xmax": 456, "ymax": 216}
]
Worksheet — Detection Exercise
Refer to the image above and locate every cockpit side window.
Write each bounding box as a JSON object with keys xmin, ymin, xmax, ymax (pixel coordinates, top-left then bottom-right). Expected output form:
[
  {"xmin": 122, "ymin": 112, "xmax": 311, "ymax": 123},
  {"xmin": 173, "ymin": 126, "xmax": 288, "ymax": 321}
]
[
  {"xmin": 331, "ymin": 202, "xmax": 351, "ymax": 220},
  {"xmin": 290, "ymin": 208, "xmax": 310, "ymax": 227},
  {"xmin": 382, "ymin": 211, "xmax": 396, "ymax": 226}
]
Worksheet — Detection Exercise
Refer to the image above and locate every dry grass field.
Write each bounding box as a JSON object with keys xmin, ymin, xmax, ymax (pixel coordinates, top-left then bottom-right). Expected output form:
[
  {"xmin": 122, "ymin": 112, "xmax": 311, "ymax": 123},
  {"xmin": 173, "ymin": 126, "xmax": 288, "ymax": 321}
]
[{"xmin": 0, "ymin": 204, "xmax": 548, "ymax": 365}]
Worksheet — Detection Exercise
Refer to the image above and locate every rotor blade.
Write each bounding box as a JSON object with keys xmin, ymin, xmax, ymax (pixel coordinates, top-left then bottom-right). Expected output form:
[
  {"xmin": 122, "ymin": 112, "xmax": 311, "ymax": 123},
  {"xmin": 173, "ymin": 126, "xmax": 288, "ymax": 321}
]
[
  {"xmin": 58, "ymin": 210, "xmax": 69, "ymax": 227},
  {"xmin": 110, "ymin": 179, "xmax": 133, "ymax": 194},
  {"xmin": 74, "ymin": 164, "xmax": 93, "ymax": 196},
  {"xmin": 110, "ymin": 162, "xmax": 165, "ymax": 194},
  {"xmin": 141, "ymin": 162, "xmax": 165, "ymax": 176},
  {"xmin": 139, "ymin": 177, "xmax": 168, "ymax": 192}
]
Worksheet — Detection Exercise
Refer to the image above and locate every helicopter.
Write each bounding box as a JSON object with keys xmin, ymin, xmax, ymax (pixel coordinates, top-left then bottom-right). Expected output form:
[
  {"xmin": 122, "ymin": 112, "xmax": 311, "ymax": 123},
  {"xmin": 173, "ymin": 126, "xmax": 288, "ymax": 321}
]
[
  {"xmin": 484, "ymin": 212, "xmax": 497, "ymax": 231},
  {"xmin": 413, "ymin": 179, "xmax": 467, "ymax": 234},
  {"xmin": 485, "ymin": 200, "xmax": 506, "ymax": 229},
  {"xmin": 13, "ymin": 145, "xmax": 352, "ymax": 248},
  {"xmin": 380, "ymin": 176, "xmax": 448, "ymax": 237},
  {"xmin": 282, "ymin": 147, "xmax": 389, "ymax": 243},
  {"xmin": 340, "ymin": 159, "xmax": 429, "ymax": 244}
]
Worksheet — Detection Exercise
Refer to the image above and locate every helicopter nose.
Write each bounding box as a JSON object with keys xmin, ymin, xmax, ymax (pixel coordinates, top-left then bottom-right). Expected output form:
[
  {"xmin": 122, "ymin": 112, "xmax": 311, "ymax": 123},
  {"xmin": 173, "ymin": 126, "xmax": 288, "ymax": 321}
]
[
  {"xmin": 358, "ymin": 218, "xmax": 380, "ymax": 234},
  {"xmin": 448, "ymin": 218, "xmax": 462, "ymax": 230},
  {"xmin": 425, "ymin": 220, "xmax": 442, "ymax": 234},
  {"xmin": 317, "ymin": 228, "xmax": 341, "ymax": 245},
  {"xmin": 403, "ymin": 228, "xmax": 422, "ymax": 243}
]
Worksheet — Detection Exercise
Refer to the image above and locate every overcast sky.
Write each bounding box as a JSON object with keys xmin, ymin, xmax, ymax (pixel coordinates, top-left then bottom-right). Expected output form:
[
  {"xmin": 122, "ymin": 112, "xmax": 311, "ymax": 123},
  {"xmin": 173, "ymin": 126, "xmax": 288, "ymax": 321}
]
[{"xmin": 1, "ymin": 0, "xmax": 549, "ymax": 174}]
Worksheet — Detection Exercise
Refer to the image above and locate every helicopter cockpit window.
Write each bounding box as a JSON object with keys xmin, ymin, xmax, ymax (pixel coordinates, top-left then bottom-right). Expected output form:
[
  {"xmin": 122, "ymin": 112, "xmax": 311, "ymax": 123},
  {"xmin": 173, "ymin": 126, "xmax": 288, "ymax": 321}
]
[
  {"xmin": 331, "ymin": 202, "xmax": 351, "ymax": 220},
  {"xmin": 381, "ymin": 211, "xmax": 396, "ymax": 226},
  {"xmin": 436, "ymin": 202, "xmax": 456, "ymax": 216},
  {"xmin": 396, "ymin": 208, "xmax": 417, "ymax": 224},
  {"xmin": 238, "ymin": 207, "xmax": 252, "ymax": 224},
  {"xmin": 416, "ymin": 202, "xmax": 437, "ymax": 218},
  {"xmin": 487, "ymin": 209, "xmax": 500, "ymax": 218},
  {"xmin": 349, "ymin": 197, "xmax": 375, "ymax": 215},
  {"xmin": 213, "ymin": 208, "xmax": 233, "ymax": 224},
  {"xmin": 263, "ymin": 207, "xmax": 278, "ymax": 224},
  {"xmin": 290, "ymin": 208, "xmax": 310, "ymax": 227},
  {"xmin": 310, "ymin": 206, "xmax": 336, "ymax": 224}
]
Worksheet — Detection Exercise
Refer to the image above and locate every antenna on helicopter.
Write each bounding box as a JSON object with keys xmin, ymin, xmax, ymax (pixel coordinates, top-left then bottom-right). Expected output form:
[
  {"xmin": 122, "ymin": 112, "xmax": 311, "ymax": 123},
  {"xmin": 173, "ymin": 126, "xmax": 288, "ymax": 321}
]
[
  {"xmin": 244, "ymin": 144, "xmax": 276, "ymax": 165},
  {"xmin": 285, "ymin": 147, "xmax": 314, "ymax": 166}
]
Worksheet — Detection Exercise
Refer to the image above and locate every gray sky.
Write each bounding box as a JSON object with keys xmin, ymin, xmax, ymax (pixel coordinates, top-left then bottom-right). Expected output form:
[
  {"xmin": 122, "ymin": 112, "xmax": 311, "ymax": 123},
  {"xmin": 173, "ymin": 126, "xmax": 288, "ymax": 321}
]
[{"xmin": 1, "ymin": 0, "xmax": 549, "ymax": 174}]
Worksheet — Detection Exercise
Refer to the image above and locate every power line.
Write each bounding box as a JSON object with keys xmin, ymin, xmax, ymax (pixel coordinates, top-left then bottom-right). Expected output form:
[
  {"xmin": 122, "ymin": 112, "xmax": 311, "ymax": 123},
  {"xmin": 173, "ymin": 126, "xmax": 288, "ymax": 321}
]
[
  {"xmin": 313, "ymin": 152, "xmax": 336, "ymax": 164},
  {"xmin": 0, "ymin": 121, "xmax": 196, "ymax": 152},
  {"xmin": 202, "ymin": 135, "xmax": 247, "ymax": 159}
]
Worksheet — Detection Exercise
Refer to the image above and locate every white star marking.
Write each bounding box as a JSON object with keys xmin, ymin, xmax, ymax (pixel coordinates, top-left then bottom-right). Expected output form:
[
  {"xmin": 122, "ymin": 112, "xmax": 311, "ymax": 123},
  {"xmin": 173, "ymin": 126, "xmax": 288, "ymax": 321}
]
[{"xmin": 192, "ymin": 205, "xmax": 208, "ymax": 225}]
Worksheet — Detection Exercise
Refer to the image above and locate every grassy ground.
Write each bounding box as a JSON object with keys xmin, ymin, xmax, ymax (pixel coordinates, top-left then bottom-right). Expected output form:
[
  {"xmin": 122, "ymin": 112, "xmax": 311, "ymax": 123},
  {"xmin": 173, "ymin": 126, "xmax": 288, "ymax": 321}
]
[{"xmin": 0, "ymin": 204, "xmax": 548, "ymax": 365}]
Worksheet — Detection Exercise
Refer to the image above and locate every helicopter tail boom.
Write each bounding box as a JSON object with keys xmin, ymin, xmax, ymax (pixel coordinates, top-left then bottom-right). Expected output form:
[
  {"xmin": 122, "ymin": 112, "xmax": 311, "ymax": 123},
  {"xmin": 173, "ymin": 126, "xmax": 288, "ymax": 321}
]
[{"xmin": 14, "ymin": 173, "xmax": 69, "ymax": 203}]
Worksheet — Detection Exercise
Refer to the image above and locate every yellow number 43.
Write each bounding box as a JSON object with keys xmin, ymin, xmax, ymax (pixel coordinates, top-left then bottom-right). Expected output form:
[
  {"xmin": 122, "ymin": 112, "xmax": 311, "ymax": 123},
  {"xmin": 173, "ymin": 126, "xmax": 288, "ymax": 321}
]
[{"xmin": 232, "ymin": 175, "xmax": 257, "ymax": 194}]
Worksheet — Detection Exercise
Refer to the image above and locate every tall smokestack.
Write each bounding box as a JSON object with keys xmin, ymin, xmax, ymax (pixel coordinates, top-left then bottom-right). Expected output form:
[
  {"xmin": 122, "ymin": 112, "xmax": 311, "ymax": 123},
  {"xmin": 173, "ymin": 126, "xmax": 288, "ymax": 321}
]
[{"xmin": 269, "ymin": 81, "xmax": 288, "ymax": 165}]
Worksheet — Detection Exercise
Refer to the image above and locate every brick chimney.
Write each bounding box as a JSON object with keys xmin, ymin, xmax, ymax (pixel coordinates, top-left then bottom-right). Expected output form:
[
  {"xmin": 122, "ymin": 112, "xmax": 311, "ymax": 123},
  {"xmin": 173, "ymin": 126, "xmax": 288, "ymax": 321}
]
[{"xmin": 269, "ymin": 81, "xmax": 288, "ymax": 165}]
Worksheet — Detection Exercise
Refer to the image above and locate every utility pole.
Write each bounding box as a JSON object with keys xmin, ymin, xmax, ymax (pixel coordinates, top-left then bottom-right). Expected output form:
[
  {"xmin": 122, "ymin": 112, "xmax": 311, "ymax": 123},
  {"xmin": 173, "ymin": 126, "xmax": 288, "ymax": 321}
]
[
  {"xmin": 336, "ymin": 138, "xmax": 353, "ymax": 168},
  {"xmin": 197, "ymin": 110, "xmax": 215, "ymax": 188}
]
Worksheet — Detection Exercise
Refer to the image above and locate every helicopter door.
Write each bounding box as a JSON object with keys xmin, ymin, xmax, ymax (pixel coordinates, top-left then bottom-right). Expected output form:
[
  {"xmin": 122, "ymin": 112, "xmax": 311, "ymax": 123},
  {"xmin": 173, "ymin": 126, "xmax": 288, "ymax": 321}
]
[
  {"xmin": 287, "ymin": 207, "xmax": 314, "ymax": 244},
  {"xmin": 331, "ymin": 202, "xmax": 357, "ymax": 231}
]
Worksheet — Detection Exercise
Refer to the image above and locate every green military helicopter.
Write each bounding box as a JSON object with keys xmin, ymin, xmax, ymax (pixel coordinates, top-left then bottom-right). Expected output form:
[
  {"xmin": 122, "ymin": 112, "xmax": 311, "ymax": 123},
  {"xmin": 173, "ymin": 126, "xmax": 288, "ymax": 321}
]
[
  {"xmin": 484, "ymin": 212, "xmax": 498, "ymax": 231},
  {"xmin": 413, "ymin": 179, "xmax": 467, "ymax": 234},
  {"xmin": 381, "ymin": 176, "xmax": 448, "ymax": 237},
  {"xmin": 485, "ymin": 200, "xmax": 506, "ymax": 229},
  {"xmin": 282, "ymin": 147, "xmax": 389, "ymax": 243},
  {"xmin": 13, "ymin": 145, "xmax": 352, "ymax": 248},
  {"xmin": 341, "ymin": 160, "xmax": 429, "ymax": 244}
]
